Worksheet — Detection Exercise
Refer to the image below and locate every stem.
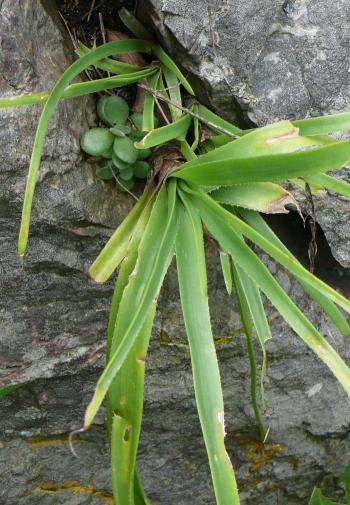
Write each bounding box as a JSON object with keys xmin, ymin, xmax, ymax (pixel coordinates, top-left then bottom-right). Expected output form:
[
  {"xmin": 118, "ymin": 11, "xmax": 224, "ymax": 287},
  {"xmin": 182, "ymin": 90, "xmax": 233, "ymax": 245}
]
[{"xmin": 138, "ymin": 83, "xmax": 239, "ymax": 139}]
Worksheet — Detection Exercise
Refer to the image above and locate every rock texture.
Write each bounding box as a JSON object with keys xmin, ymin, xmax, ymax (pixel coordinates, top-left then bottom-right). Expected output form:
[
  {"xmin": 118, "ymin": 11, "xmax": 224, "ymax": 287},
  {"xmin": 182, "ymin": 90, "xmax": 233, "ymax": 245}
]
[
  {"xmin": 139, "ymin": 0, "xmax": 350, "ymax": 267},
  {"xmin": 0, "ymin": 1, "xmax": 350, "ymax": 505}
]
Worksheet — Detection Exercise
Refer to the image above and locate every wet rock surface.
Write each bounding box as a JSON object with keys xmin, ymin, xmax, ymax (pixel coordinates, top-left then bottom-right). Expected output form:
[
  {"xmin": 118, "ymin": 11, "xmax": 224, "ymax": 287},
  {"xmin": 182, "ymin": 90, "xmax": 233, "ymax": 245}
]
[{"xmin": 0, "ymin": 1, "xmax": 350, "ymax": 505}]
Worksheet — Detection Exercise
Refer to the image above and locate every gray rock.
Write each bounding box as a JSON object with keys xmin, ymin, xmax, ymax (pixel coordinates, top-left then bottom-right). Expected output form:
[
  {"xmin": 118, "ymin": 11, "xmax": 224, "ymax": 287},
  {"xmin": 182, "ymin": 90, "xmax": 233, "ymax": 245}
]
[
  {"xmin": 139, "ymin": 0, "xmax": 350, "ymax": 266},
  {"xmin": 0, "ymin": 2, "xmax": 350, "ymax": 505}
]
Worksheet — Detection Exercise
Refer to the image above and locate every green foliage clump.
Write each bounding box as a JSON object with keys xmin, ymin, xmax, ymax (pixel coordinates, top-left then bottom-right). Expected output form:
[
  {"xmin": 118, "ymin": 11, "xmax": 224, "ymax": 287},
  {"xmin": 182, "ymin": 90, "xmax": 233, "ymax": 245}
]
[
  {"xmin": 81, "ymin": 95, "xmax": 152, "ymax": 190},
  {"xmin": 1, "ymin": 7, "xmax": 350, "ymax": 505}
]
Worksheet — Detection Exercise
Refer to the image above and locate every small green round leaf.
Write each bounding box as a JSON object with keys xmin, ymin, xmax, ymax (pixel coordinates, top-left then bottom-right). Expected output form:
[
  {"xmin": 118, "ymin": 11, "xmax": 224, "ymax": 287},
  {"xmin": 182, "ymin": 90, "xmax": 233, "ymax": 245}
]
[
  {"xmin": 113, "ymin": 136, "xmax": 138, "ymax": 164},
  {"xmin": 101, "ymin": 146, "xmax": 114, "ymax": 159},
  {"xmin": 97, "ymin": 95, "xmax": 129, "ymax": 126},
  {"xmin": 112, "ymin": 153, "xmax": 130, "ymax": 171},
  {"xmin": 132, "ymin": 160, "xmax": 151, "ymax": 179},
  {"xmin": 116, "ymin": 176, "xmax": 135, "ymax": 191},
  {"xmin": 81, "ymin": 128, "xmax": 114, "ymax": 156},
  {"xmin": 136, "ymin": 147, "xmax": 152, "ymax": 160},
  {"xmin": 119, "ymin": 166, "xmax": 134, "ymax": 181},
  {"xmin": 109, "ymin": 123, "xmax": 131, "ymax": 137},
  {"xmin": 97, "ymin": 165, "xmax": 114, "ymax": 180}
]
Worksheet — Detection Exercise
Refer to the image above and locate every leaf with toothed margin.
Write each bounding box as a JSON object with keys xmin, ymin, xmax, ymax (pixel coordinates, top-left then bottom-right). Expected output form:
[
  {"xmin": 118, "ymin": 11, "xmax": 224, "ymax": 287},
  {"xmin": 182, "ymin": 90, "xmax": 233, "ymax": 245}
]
[
  {"xmin": 192, "ymin": 188, "xmax": 350, "ymax": 396},
  {"xmin": 238, "ymin": 208, "xmax": 350, "ymax": 337},
  {"xmin": 84, "ymin": 181, "xmax": 179, "ymax": 428},
  {"xmin": 211, "ymin": 182, "xmax": 298, "ymax": 214}
]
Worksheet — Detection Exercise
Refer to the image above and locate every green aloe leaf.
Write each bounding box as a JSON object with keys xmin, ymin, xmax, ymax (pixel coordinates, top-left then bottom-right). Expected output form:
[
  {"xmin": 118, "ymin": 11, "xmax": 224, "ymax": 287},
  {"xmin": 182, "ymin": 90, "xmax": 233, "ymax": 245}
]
[
  {"xmin": 119, "ymin": 7, "xmax": 155, "ymax": 42},
  {"xmin": 105, "ymin": 197, "xmax": 153, "ymax": 505},
  {"xmin": 174, "ymin": 121, "xmax": 331, "ymax": 171},
  {"xmin": 17, "ymin": 39, "xmax": 154, "ymax": 255},
  {"xmin": 161, "ymin": 64, "xmax": 182, "ymax": 121},
  {"xmin": 176, "ymin": 196, "xmax": 240, "ymax": 505},
  {"xmin": 89, "ymin": 187, "xmax": 153, "ymax": 283},
  {"xmin": 196, "ymin": 104, "xmax": 243, "ymax": 137},
  {"xmin": 0, "ymin": 68, "xmax": 157, "ymax": 109},
  {"xmin": 308, "ymin": 488, "xmax": 341, "ymax": 505},
  {"xmin": 195, "ymin": 192, "xmax": 350, "ymax": 396},
  {"xmin": 174, "ymin": 138, "xmax": 350, "ymax": 187},
  {"xmin": 191, "ymin": 103, "xmax": 200, "ymax": 151},
  {"xmin": 211, "ymin": 182, "xmax": 297, "ymax": 214},
  {"xmin": 219, "ymin": 251, "xmax": 233, "ymax": 295},
  {"xmin": 135, "ymin": 113, "xmax": 192, "ymax": 149},
  {"xmin": 152, "ymin": 45, "xmax": 195, "ymax": 95},
  {"xmin": 293, "ymin": 112, "xmax": 350, "ymax": 136},
  {"xmin": 232, "ymin": 261, "xmax": 271, "ymax": 414},
  {"xmin": 231, "ymin": 262, "xmax": 267, "ymax": 440},
  {"xmin": 77, "ymin": 42, "xmax": 143, "ymax": 73},
  {"xmin": 180, "ymin": 140, "xmax": 197, "ymax": 161},
  {"xmin": 306, "ymin": 173, "xmax": 350, "ymax": 198},
  {"xmin": 84, "ymin": 181, "xmax": 179, "ymax": 427},
  {"xmin": 142, "ymin": 71, "xmax": 160, "ymax": 131},
  {"xmin": 342, "ymin": 462, "xmax": 350, "ymax": 504},
  {"xmin": 109, "ymin": 304, "xmax": 156, "ymax": 505},
  {"xmin": 239, "ymin": 208, "xmax": 350, "ymax": 336}
]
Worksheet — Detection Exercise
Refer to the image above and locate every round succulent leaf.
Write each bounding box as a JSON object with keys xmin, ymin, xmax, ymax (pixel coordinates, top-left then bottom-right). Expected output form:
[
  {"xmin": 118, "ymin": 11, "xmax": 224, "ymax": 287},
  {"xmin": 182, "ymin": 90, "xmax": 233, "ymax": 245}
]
[
  {"xmin": 97, "ymin": 96, "xmax": 110, "ymax": 124},
  {"xmin": 116, "ymin": 176, "xmax": 135, "ymax": 191},
  {"xmin": 136, "ymin": 147, "xmax": 152, "ymax": 160},
  {"xmin": 80, "ymin": 128, "xmax": 114, "ymax": 156},
  {"xmin": 99, "ymin": 96, "xmax": 129, "ymax": 126},
  {"xmin": 113, "ymin": 136, "xmax": 138, "ymax": 164},
  {"xmin": 132, "ymin": 160, "xmax": 151, "ymax": 178},
  {"xmin": 112, "ymin": 152, "xmax": 131, "ymax": 171},
  {"xmin": 97, "ymin": 165, "xmax": 114, "ymax": 180},
  {"xmin": 119, "ymin": 166, "xmax": 134, "ymax": 181},
  {"xmin": 109, "ymin": 123, "xmax": 131, "ymax": 136},
  {"xmin": 101, "ymin": 146, "xmax": 114, "ymax": 159}
]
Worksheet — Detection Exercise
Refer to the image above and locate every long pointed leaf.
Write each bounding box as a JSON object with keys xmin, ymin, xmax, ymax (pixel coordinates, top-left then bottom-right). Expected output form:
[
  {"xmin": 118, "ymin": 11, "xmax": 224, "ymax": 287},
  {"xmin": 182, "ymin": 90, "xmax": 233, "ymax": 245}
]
[
  {"xmin": 231, "ymin": 262, "xmax": 267, "ymax": 440},
  {"xmin": 174, "ymin": 140, "xmax": 350, "ymax": 186},
  {"xmin": 189, "ymin": 189, "xmax": 350, "ymax": 314},
  {"xmin": 135, "ymin": 113, "xmax": 191, "ymax": 149},
  {"xmin": 306, "ymin": 173, "xmax": 350, "ymax": 198},
  {"xmin": 109, "ymin": 304, "xmax": 156, "ymax": 505},
  {"xmin": 161, "ymin": 64, "xmax": 182, "ymax": 121},
  {"xmin": 84, "ymin": 181, "xmax": 179, "ymax": 427},
  {"xmin": 89, "ymin": 186, "xmax": 153, "ymax": 283},
  {"xmin": 17, "ymin": 39, "xmax": 154, "ymax": 255},
  {"xmin": 196, "ymin": 194, "xmax": 350, "ymax": 396},
  {"xmin": 176, "ymin": 199, "xmax": 240, "ymax": 505},
  {"xmin": 142, "ymin": 71, "xmax": 160, "ymax": 132},
  {"xmin": 211, "ymin": 182, "xmax": 296, "ymax": 214},
  {"xmin": 0, "ymin": 68, "xmax": 158, "ymax": 109},
  {"xmin": 152, "ymin": 45, "xmax": 194, "ymax": 95},
  {"xmin": 293, "ymin": 112, "xmax": 350, "ymax": 136},
  {"xmin": 239, "ymin": 208, "xmax": 350, "ymax": 336}
]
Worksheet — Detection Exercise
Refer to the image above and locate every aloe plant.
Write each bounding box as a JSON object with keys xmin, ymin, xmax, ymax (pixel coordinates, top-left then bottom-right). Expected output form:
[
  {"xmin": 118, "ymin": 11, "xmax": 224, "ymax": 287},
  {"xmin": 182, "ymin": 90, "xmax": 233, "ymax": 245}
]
[{"xmin": 1, "ymin": 8, "xmax": 350, "ymax": 505}]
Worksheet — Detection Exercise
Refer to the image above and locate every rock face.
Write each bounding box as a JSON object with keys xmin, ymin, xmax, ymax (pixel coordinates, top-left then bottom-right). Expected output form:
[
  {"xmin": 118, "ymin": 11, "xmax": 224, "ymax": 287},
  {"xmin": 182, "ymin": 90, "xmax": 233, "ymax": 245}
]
[
  {"xmin": 139, "ymin": 0, "xmax": 350, "ymax": 267},
  {"xmin": 0, "ymin": 1, "xmax": 350, "ymax": 505}
]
